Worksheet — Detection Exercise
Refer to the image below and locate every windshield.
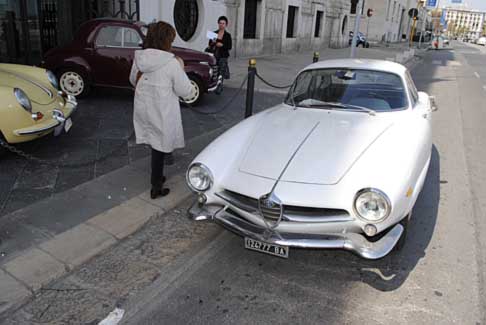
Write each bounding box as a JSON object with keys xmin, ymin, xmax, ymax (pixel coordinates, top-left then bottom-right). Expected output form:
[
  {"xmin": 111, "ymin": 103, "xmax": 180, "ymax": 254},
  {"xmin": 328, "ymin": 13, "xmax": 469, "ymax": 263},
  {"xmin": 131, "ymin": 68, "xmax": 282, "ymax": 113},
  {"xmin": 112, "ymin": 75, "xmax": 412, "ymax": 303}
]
[{"xmin": 285, "ymin": 68, "xmax": 408, "ymax": 112}]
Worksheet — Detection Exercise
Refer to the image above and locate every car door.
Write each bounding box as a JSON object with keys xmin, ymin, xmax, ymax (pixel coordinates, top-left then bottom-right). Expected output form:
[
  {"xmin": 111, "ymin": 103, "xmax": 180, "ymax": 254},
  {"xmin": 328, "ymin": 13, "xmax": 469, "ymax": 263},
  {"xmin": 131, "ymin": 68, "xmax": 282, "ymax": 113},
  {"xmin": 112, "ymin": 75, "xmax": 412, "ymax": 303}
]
[{"xmin": 92, "ymin": 24, "xmax": 142, "ymax": 88}]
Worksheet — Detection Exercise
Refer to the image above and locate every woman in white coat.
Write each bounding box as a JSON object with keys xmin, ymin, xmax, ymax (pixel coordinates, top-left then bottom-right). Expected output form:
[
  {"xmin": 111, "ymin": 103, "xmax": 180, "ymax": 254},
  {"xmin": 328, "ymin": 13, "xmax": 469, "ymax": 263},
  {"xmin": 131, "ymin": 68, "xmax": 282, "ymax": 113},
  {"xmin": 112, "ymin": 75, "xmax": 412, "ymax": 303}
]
[{"xmin": 129, "ymin": 21, "xmax": 193, "ymax": 199}]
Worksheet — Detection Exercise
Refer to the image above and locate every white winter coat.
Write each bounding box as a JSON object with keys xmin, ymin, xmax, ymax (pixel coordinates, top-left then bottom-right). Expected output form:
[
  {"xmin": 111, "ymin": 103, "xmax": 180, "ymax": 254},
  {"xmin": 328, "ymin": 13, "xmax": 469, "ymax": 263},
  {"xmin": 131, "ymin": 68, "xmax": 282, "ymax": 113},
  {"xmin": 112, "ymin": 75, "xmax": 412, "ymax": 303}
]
[{"xmin": 129, "ymin": 49, "xmax": 193, "ymax": 153}]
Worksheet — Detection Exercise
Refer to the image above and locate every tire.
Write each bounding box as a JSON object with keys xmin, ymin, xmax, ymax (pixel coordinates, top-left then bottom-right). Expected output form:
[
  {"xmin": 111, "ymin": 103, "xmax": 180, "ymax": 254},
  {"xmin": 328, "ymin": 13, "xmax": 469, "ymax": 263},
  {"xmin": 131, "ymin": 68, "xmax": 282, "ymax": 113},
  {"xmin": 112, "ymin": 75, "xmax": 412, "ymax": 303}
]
[
  {"xmin": 365, "ymin": 42, "xmax": 370, "ymax": 48},
  {"xmin": 58, "ymin": 68, "xmax": 91, "ymax": 98},
  {"xmin": 394, "ymin": 212, "xmax": 411, "ymax": 251},
  {"xmin": 180, "ymin": 75, "xmax": 203, "ymax": 106}
]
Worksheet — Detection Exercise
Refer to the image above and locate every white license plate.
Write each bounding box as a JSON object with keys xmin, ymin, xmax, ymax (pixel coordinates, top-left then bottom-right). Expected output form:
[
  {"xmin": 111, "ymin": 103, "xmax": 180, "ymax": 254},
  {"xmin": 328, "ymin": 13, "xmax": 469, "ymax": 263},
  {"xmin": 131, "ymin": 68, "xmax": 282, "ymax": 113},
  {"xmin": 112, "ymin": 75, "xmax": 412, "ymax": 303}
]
[
  {"xmin": 244, "ymin": 237, "xmax": 289, "ymax": 258},
  {"xmin": 64, "ymin": 118, "xmax": 73, "ymax": 133}
]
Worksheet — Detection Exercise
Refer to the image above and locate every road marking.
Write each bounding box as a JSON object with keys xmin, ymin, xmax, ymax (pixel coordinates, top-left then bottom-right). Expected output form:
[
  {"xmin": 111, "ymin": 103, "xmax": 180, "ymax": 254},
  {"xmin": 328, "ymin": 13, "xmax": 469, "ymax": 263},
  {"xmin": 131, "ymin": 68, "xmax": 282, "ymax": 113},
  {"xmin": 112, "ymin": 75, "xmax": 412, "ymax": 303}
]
[
  {"xmin": 474, "ymin": 72, "xmax": 481, "ymax": 79},
  {"xmin": 448, "ymin": 61, "xmax": 462, "ymax": 67},
  {"xmin": 483, "ymin": 85, "xmax": 486, "ymax": 92}
]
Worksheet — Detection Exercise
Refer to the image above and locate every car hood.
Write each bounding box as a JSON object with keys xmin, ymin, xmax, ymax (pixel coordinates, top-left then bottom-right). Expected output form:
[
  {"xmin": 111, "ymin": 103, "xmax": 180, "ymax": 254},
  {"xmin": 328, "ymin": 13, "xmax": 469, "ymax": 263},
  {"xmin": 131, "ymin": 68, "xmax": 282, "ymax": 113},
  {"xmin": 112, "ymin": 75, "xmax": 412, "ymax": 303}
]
[
  {"xmin": 238, "ymin": 105, "xmax": 393, "ymax": 185},
  {"xmin": 173, "ymin": 46, "xmax": 215, "ymax": 64},
  {"xmin": 0, "ymin": 69, "xmax": 55, "ymax": 105}
]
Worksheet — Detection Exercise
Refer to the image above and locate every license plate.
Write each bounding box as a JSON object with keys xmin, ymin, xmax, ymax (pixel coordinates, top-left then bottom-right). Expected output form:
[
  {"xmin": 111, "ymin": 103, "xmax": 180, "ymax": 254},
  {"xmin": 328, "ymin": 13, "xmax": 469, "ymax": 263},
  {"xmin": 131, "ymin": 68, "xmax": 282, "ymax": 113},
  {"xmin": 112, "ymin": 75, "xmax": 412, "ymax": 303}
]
[
  {"xmin": 64, "ymin": 118, "xmax": 73, "ymax": 133},
  {"xmin": 244, "ymin": 237, "xmax": 289, "ymax": 258}
]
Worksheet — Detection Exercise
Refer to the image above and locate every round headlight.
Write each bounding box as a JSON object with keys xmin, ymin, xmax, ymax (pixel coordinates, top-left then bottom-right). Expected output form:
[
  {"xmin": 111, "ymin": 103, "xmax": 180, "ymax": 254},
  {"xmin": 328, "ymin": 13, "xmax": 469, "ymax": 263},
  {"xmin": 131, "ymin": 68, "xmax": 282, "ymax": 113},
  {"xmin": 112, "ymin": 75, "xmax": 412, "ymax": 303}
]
[
  {"xmin": 354, "ymin": 188, "xmax": 391, "ymax": 222},
  {"xmin": 13, "ymin": 88, "xmax": 32, "ymax": 112},
  {"xmin": 187, "ymin": 163, "xmax": 213, "ymax": 192},
  {"xmin": 46, "ymin": 70, "xmax": 59, "ymax": 89}
]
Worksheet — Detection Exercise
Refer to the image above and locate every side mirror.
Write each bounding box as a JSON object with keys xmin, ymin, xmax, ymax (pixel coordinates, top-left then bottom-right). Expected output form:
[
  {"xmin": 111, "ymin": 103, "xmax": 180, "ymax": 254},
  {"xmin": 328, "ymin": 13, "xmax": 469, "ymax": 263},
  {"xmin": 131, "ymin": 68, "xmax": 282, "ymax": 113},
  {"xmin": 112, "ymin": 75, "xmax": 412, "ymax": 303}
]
[{"xmin": 429, "ymin": 96, "xmax": 438, "ymax": 112}]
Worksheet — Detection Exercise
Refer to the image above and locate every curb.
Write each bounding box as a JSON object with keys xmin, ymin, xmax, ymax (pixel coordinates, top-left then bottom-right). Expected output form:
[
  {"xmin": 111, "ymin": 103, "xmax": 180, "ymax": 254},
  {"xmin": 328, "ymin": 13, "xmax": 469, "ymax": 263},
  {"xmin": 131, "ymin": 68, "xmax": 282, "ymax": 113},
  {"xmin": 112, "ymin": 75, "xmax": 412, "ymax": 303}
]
[
  {"xmin": 0, "ymin": 125, "xmax": 231, "ymax": 318},
  {"xmin": 0, "ymin": 174, "xmax": 192, "ymax": 317}
]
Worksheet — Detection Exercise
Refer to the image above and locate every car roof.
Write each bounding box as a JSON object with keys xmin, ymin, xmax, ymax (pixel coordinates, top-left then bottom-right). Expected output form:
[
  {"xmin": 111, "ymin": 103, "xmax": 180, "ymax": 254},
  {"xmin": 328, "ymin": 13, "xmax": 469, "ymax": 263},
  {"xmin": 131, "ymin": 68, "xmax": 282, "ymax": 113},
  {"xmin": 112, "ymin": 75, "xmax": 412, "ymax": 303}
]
[{"xmin": 302, "ymin": 59, "xmax": 407, "ymax": 76}]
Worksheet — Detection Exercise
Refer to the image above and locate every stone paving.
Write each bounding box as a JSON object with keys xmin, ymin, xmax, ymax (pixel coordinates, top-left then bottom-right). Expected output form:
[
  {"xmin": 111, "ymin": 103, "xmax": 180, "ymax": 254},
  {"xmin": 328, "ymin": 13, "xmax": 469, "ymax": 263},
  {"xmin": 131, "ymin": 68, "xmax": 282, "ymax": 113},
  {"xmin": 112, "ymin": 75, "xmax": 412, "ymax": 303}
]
[{"xmin": 0, "ymin": 87, "xmax": 283, "ymax": 218}]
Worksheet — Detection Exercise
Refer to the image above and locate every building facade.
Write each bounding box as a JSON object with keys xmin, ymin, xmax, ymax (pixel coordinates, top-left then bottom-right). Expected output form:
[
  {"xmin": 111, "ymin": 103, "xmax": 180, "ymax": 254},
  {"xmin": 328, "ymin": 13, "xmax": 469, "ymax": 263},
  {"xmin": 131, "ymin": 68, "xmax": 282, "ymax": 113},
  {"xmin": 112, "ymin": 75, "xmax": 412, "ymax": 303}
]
[
  {"xmin": 140, "ymin": 0, "xmax": 352, "ymax": 58},
  {"xmin": 443, "ymin": 7, "xmax": 485, "ymax": 39},
  {"xmin": 348, "ymin": 0, "xmax": 430, "ymax": 44},
  {"xmin": 0, "ymin": 0, "xmax": 352, "ymax": 65}
]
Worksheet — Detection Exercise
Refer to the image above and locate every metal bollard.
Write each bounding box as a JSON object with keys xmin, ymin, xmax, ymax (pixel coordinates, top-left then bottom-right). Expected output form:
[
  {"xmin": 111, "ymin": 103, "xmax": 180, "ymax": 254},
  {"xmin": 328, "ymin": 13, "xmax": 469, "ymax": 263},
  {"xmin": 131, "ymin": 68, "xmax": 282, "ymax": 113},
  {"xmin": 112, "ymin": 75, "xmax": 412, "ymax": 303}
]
[
  {"xmin": 245, "ymin": 58, "xmax": 256, "ymax": 118},
  {"xmin": 313, "ymin": 52, "xmax": 319, "ymax": 63}
]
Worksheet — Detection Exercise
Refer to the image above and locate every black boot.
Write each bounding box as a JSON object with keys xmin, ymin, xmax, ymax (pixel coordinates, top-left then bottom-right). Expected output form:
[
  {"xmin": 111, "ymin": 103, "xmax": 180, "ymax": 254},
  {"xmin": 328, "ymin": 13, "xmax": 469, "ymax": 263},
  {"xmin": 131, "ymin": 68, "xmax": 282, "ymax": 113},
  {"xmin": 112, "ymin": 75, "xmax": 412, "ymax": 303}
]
[{"xmin": 150, "ymin": 187, "xmax": 170, "ymax": 199}]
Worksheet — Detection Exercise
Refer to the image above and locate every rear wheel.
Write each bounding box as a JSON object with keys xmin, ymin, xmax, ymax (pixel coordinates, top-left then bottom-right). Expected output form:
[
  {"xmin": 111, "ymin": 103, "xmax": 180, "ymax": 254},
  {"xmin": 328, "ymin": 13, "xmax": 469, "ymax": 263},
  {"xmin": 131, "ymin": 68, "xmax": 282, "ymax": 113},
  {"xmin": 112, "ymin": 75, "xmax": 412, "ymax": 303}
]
[
  {"xmin": 180, "ymin": 76, "xmax": 203, "ymax": 106},
  {"xmin": 59, "ymin": 68, "xmax": 91, "ymax": 98}
]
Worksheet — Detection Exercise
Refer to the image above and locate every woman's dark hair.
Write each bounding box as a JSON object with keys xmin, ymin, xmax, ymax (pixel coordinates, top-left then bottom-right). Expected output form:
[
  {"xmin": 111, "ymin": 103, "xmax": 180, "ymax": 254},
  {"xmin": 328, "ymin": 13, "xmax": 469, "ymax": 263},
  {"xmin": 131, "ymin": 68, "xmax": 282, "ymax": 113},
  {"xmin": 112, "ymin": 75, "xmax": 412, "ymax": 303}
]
[
  {"xmin": 143, "ymin": 21, "xmax": 176, "ymax": 51},
  {"xmin": 218, "ymin": 16, "xmax": 228, "ymax": 24}
]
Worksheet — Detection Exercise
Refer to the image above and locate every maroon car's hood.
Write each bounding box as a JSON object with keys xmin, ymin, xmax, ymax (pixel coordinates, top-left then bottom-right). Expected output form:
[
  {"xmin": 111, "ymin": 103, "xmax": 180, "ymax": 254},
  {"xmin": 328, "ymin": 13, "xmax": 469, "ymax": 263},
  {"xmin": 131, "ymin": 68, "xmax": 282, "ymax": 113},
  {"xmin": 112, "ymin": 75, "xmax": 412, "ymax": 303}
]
[{"xmin": 172, "ymin": 47, "xmax": 215, "ymax": 64}]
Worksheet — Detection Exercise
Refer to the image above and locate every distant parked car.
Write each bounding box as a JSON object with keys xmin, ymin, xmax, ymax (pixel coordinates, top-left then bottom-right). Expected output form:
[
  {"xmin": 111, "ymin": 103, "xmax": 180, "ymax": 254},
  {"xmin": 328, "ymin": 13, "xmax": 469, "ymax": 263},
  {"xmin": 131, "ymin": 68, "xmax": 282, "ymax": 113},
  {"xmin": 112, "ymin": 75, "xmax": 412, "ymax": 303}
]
[
  {"xmin": 349, "ymin": 31, "xmax": 370, "ymax": 48},
  {"xmin": 42, "ymin": 18, "xmax": 222, "ymax": 105},
  {"xmin": 477, "ymin": 37, "xmax": 486, "ymax": 46},
  {"xmin": 0, "ymin": 63, "xmax": 77, "ymax": 145},
  {"xmin": 432, "ymin": 36, "xmax": 449, "ymax": 50}
]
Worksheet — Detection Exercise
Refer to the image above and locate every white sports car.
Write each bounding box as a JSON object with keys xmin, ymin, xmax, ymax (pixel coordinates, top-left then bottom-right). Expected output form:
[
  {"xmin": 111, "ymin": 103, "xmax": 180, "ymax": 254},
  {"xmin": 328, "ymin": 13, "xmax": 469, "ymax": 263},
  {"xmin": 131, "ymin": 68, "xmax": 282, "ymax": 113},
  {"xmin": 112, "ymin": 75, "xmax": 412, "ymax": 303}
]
[{"xmin": 186, "ymin": 59, "xmax": 437, "ymax": 259}]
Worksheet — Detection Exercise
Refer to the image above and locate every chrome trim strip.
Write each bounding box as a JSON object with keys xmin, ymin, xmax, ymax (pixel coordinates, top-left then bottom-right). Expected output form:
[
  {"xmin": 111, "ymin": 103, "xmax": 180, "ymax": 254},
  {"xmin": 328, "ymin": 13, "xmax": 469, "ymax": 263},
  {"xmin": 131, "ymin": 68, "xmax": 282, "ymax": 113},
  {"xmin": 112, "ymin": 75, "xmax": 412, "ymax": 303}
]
[
  {"xmin": 16, "ymin": 122, "xmax": 60, "ymax": 135},
  {"xmin": 208, "ymin": 75, "xmax": 223, "ymax": 92}
]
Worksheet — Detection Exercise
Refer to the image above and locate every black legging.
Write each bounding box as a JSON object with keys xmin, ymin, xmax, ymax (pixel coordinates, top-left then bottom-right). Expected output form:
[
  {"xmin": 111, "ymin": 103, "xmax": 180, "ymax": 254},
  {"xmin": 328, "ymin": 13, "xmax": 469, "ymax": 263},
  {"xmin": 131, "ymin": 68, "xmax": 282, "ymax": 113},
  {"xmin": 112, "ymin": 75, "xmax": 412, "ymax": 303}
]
[{"xmin": 151, "ymin": 148, "xmax": 166, "ymax": 188}]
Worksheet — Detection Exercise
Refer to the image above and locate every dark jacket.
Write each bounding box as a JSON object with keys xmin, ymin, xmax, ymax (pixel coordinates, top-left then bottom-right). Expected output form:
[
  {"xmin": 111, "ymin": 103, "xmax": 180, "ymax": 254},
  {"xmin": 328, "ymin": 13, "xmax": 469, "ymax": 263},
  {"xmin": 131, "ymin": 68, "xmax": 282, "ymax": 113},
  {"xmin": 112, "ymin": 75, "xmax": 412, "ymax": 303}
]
[{"xmin": 209, "ymin": 30, "xmax": 232, "ymax": 59}]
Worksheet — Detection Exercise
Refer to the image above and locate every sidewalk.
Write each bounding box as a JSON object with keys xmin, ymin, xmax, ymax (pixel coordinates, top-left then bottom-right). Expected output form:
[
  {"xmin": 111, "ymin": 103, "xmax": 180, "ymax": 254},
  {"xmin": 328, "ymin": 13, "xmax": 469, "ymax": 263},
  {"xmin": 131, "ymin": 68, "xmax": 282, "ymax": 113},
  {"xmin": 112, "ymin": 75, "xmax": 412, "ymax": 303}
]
[
  {"xmin": 225, "ymin": 42, "xmax": 427, "ymax": 93},
  {"xmin": 0, "ymin": 45, "xmax": 426, "ymax": 318}
]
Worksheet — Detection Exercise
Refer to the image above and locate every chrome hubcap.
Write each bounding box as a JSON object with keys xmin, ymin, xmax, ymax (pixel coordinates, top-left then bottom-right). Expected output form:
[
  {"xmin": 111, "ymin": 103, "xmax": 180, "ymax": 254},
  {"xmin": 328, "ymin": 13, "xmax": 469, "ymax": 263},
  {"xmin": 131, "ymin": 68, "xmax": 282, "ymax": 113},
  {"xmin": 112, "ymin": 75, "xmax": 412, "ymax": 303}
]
[
  {"xmin": 60, "ymin": 71, "xmax": 84, "ymax": 96},
  {"xmin": 181, "ymin": 80, "xmax": 200, "ymax": 104}
]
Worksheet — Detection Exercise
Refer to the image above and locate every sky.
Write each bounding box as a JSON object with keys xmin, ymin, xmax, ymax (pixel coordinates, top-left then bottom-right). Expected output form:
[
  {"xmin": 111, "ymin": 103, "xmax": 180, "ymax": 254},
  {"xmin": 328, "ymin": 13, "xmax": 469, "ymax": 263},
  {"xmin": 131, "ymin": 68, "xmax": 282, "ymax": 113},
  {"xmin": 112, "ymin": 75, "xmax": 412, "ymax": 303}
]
[{"xmin": 441, "ymin": 0, "xmax": 486, "ymax": 11}]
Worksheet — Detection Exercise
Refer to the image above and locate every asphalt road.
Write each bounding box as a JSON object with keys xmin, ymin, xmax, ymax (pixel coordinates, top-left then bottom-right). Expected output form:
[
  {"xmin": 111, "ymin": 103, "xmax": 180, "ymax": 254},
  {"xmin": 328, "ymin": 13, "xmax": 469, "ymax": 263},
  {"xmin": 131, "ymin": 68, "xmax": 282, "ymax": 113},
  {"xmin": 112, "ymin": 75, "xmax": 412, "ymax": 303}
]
[{"xmin": 121, "ymin": 43, "xmax": 486, "ymax": 324}]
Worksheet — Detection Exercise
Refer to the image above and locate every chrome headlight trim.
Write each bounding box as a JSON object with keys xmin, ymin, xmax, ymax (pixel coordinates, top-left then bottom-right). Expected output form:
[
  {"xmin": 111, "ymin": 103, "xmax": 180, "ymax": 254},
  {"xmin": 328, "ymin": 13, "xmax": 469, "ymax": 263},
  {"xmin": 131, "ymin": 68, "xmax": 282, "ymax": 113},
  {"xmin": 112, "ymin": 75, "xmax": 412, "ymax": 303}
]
[
  {"xmin": 186, "ymin": 163, "xmax": 213, "ymax": 193},
  {"xmin": 353, "ymin": 188, "xmax": 391, "ymax": 223},
  {"xmin": 46, "ymin": 70, "xmax": 59, "ymax": 89},
  {"xmin": 13, "ymin": 88, "xmax": 32, "ymax": 112}
]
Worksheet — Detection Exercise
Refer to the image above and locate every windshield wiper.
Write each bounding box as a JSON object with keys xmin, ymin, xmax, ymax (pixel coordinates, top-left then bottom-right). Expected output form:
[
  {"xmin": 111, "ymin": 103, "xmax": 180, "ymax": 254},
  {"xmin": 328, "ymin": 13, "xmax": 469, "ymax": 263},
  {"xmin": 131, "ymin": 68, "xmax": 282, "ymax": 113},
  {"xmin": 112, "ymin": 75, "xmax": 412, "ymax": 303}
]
[
  {"xmin": 340, "ymin": 103, "xmax": 376, "ymax": 116},
  {"xmin": 296, "ymin": 100, "xmax": 376, "ymax": 116}
]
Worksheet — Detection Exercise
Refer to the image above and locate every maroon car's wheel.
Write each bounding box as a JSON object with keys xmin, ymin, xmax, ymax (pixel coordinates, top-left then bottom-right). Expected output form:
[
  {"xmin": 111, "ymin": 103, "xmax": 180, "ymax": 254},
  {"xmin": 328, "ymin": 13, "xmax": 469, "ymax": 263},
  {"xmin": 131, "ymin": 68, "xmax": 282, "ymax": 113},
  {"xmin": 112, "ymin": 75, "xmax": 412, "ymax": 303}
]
[
  {"xmin": 180, "ymin": 76, "xmax": 203, "ymax": 106},
  {"xmin": 59, "ymin": 69, "xmax": 90, "ymax": 98}
]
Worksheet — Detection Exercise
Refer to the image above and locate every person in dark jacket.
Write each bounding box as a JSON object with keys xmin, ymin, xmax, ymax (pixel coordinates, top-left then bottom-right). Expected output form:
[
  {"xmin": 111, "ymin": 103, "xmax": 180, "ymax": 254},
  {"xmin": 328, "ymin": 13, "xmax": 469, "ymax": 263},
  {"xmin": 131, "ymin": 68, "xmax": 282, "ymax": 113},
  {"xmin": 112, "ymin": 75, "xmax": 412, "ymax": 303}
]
[{"xmin": 208, "ymin": 16, "xmax": 232, "ymax": 79}]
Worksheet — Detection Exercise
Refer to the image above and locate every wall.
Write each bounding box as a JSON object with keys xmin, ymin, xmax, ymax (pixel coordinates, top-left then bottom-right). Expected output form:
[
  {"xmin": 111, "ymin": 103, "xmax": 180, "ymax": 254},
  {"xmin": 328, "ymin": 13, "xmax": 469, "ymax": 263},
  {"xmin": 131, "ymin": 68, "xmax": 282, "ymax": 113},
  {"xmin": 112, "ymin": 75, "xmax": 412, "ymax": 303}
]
[
  {"xmin": 139, "ymin": 0, "xmax": 227, "ymax": 53},
  {"xmin": 140, "ymin": 0, "xmax": 350, "ymax": 58}
]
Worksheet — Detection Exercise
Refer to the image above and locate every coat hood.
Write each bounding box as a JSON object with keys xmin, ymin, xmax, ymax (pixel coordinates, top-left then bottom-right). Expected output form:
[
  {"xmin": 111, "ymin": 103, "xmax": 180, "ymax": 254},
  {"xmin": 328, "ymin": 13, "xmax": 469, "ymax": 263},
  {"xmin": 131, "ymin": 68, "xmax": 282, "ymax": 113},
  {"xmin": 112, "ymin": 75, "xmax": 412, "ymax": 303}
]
[
  {"xmin": 134, "ymin": 49, "xmax": 174, "ymax": 73},
  {"xmin": 238, "ymin": 105, "xmax": 394, "ymax": 185}
]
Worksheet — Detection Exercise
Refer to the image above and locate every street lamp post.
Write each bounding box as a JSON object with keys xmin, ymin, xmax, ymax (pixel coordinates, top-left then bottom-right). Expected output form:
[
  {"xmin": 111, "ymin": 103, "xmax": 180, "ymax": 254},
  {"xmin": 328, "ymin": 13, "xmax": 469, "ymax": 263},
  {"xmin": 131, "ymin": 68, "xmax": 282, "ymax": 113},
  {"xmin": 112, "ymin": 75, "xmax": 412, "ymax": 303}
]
[{"xmin": 350, "ymin": 0, "xmax": 363, "ymax": 58}]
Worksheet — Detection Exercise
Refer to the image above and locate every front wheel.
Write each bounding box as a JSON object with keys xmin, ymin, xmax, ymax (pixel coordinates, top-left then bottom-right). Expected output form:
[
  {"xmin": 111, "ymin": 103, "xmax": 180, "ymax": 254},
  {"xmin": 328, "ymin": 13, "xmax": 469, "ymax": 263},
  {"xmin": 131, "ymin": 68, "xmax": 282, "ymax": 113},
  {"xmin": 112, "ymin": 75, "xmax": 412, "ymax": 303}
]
[
  {"xmin": 180, "ymin": 76, "xmax": 203, "ymax": 106},
  {"xmin": 59, "ymin": 69, "xmax": 91, "ymax": 98}
]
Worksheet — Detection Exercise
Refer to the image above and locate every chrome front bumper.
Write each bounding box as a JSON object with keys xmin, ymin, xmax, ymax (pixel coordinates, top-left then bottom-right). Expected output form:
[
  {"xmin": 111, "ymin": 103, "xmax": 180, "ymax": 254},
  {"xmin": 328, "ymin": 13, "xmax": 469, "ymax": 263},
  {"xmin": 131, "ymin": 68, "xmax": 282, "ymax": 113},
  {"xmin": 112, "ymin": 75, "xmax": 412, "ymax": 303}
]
[
  {"xmin": 15, "ymin": 95, "xmax": 77, "ymax": 136},
  {"xmin": 188, "ymin": 202, "xmax": 403, "ymax": 260}
]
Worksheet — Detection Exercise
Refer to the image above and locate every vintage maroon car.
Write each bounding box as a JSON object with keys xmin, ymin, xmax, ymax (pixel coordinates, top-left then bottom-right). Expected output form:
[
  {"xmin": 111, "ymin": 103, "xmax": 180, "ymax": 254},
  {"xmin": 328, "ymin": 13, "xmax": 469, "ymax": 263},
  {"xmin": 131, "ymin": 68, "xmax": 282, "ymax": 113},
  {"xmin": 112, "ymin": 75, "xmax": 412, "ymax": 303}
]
[{"xmin": 42, "ymin": 18, "xmax": 222, "ymax": 105}]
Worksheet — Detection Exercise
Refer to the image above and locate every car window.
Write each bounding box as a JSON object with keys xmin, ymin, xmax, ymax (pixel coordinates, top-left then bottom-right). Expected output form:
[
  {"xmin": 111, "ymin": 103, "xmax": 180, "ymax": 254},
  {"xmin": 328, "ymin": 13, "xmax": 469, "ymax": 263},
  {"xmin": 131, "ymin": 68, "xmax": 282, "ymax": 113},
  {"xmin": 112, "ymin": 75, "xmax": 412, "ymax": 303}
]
[
  {"xmin": 405, "ymin": 71, "xmax": 419, "ymax": 107},
  {"xmin": 285, "ymin": 68, "xmax": 408, "ymax": 111},
  {"xmin": 96, "ymin": 26, "xmax": 123, "ymax": 47},
  {"xmin": 124, "ymin": 28, "xmax": 142, "ymax": 48}
]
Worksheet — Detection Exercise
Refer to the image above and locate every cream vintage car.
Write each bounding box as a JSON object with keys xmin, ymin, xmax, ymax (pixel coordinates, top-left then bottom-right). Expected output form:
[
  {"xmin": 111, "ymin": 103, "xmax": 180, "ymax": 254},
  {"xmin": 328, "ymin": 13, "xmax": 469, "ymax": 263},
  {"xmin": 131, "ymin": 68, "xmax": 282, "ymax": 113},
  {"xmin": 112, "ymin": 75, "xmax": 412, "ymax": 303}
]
[
  {"xmin": 0, "ymin": 63, "xmax": 77, "ymax": 145},
  {"xmin": 186, "ymin": 59, "xmax": 437, "ymax": 260}
]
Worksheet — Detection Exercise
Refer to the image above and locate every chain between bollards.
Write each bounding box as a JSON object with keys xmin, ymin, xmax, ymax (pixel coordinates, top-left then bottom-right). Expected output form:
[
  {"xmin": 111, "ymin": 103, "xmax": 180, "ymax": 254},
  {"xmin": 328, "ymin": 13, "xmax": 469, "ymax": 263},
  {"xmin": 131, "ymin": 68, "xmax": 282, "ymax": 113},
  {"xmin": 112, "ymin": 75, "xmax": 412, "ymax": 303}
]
[{"xmin": 245, "ymin": 58, "xmax": 257, "ymax": 119}]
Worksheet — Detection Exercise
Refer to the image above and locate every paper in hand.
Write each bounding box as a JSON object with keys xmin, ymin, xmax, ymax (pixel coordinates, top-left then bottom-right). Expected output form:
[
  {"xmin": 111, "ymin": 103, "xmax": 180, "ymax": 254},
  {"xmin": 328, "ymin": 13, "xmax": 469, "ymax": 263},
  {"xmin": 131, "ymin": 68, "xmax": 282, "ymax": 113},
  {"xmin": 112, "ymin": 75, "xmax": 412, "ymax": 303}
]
[{"xmin": 206, "ymin": 31, "xmax": 218, "ymax": 41}]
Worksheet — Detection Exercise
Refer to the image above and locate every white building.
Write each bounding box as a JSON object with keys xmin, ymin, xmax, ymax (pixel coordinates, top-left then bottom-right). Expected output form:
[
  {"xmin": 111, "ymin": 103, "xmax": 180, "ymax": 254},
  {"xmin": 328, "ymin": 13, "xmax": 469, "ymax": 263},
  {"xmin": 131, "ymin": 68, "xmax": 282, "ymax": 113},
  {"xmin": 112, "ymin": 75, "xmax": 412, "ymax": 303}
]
[
  {"xmin": 348, "ymin": 0, "xmax": 429, "ymax": 43},
  {"xmin": 443, "ymin": 7, "xmax": 486, "ymax": 39},
  {"xmin": 139, "ymin": 0, "xmax": 352, "ymax": 58}
]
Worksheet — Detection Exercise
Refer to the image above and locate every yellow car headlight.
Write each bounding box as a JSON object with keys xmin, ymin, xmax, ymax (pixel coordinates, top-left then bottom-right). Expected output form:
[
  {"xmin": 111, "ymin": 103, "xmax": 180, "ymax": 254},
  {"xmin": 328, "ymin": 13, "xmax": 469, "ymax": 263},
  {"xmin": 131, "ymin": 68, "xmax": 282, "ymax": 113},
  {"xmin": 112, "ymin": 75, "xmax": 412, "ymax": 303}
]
[{"xmin": 14, "ymin": 88, "xmax": 32, "ymax": 113}]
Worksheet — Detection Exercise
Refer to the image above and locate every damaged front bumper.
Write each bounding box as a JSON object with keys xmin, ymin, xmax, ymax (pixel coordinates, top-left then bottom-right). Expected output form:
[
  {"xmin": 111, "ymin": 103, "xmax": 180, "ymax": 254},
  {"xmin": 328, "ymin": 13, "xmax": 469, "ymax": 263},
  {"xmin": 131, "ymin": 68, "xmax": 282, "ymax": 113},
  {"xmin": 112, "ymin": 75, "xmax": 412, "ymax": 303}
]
[{"xmin": 188, "ymin": 201, "xmax": 404, "ymax": 260}]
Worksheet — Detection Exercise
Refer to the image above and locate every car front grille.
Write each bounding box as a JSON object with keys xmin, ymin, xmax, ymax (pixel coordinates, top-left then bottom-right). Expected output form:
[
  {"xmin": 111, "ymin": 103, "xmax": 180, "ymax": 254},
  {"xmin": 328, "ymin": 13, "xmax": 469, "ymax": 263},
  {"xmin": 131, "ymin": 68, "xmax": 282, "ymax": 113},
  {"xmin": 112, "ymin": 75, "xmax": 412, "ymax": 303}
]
[
  {"xmin": 210, "ymin": 65, "xmax": 219, "ymax": 82},
  {"xmin": 216, "ymin": 190, "xmax": 353, "ymax": 223}
]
